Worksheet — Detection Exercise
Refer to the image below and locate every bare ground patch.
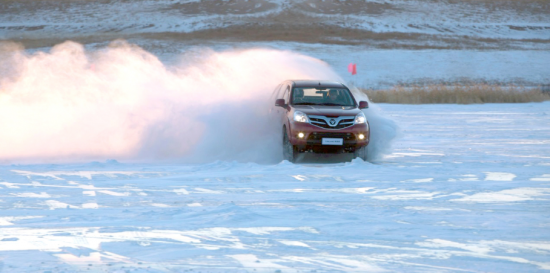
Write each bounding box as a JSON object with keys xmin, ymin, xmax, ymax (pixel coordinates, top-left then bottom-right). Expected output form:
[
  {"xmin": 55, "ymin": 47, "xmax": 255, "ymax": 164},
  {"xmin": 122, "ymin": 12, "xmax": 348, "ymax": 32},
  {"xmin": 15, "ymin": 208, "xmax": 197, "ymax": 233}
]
[
  {"xmin": 295, "ymin": 0, "xmax": 397, "ymax": 15},
  {"xmin": 138, "ymin": 23, "xmax": 549, "ymax": 50},
  {"xmin": 163, "ymin": 0, "xmax": 278, "ymax": 15},
  {"xmin": 5, "ymin": 25, "xmax": 549, "ymax": 51}
]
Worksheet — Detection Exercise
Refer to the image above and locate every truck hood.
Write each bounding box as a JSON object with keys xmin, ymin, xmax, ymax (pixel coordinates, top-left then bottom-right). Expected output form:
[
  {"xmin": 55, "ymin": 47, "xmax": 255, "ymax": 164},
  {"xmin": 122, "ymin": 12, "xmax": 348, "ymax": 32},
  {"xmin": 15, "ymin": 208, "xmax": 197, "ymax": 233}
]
[{"xmin": 293, "ymin": 105, "xmax": 362, "ymax": 117}]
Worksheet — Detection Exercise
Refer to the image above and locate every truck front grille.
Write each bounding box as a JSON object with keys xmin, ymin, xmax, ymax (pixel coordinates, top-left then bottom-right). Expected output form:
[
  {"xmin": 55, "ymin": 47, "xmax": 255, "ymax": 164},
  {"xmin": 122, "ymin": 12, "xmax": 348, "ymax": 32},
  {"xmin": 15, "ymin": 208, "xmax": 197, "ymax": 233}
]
[{"xmin": 309, "ymin": 115, "xmax": 355, "ymax": 129}]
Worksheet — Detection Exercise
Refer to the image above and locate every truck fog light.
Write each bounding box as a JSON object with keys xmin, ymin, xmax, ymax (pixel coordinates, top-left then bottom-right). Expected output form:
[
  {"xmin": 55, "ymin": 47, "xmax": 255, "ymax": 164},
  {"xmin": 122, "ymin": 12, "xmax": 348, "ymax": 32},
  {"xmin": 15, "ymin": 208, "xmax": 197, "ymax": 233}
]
[
  {"xmin": 358, "ymin": 133, "xmax": 365, "ymax": 140},
  {"xmin": 298, "ymin": 132, "xmax": 305, "ymax": 138}
]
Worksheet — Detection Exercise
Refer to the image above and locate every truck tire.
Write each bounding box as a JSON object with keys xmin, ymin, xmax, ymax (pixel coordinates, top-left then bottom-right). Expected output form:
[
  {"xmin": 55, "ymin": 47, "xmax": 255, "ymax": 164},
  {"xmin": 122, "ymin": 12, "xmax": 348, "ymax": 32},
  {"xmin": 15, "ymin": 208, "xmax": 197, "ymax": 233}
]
[
  {"xmin": 283, "ymin": 127, "xmax": 296, "ymax": 163},
  {"xmin": 354, "ymin": 146, "xmax": 368, "ymax": 161}
]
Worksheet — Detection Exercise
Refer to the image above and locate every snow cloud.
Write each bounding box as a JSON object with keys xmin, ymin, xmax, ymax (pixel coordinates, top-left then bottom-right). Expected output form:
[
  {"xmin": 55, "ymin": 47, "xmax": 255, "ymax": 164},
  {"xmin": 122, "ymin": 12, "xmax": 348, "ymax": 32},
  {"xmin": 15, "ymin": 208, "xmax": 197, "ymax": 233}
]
[{"xmin": 0, "ymin": 40, "xmax": 397, "ymax": 163}]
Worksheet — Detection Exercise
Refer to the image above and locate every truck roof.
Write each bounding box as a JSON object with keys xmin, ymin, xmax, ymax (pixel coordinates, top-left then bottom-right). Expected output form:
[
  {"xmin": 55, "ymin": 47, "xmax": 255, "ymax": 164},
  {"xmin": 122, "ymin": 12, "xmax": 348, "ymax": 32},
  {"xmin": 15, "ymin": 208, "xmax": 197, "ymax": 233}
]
[{"xmin": 291, "ymin": 80, "xmax": 346, "ymax": 88}]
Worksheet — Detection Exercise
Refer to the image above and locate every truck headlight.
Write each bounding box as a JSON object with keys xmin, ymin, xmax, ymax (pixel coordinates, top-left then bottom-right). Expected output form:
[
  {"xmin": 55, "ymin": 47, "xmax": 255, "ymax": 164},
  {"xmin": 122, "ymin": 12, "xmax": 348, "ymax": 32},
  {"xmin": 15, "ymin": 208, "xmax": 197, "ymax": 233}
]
[
  {"xmin": 354, "ymin": 112, "xmax": 366, "ymax": 124},
  {"xmin": 293, "ymin": 111, "xmax": 309, "ymax": 123}
]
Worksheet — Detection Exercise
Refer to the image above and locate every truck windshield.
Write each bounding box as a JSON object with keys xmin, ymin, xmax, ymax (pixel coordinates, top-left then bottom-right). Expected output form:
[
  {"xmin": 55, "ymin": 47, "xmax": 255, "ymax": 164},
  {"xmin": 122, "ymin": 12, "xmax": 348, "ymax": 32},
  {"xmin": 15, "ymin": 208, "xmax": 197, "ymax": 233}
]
[{"xmin": 291, "ymin": 88, "xmax": 355, "ymax": 106}]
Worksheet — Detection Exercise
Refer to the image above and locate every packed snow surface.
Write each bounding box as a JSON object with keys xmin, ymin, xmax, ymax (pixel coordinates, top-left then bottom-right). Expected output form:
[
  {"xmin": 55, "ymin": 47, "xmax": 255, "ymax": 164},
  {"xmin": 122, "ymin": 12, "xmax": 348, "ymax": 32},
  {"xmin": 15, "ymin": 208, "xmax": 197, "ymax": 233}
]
[{"xmin": 1, "ymin": 102, "xmax": 549, "ymax": 272}]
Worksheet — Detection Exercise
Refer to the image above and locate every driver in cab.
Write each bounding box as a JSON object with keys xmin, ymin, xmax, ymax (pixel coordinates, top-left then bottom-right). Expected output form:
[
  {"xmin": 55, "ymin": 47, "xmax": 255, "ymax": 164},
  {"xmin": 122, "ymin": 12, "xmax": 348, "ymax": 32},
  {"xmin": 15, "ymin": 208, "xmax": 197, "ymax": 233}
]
[
  {"xmin": 293, "ymin": 88, "xmax": 304, "ymax": 104},
  {"xmin": 326, "ymin": 89, "xmax": 342, "ymax": 104}
]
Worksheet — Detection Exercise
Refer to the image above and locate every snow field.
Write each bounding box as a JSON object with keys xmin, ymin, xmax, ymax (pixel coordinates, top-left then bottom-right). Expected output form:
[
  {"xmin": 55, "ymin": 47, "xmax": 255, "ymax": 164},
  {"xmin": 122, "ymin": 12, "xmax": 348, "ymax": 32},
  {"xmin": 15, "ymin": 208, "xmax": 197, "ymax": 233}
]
[
  {"xmin": 0, "ymin": 102, "xmax": 549, "ymax": 272},
  {"xmin": 1, "ymin": 0, "xmax": 549, "ymax": 271}
]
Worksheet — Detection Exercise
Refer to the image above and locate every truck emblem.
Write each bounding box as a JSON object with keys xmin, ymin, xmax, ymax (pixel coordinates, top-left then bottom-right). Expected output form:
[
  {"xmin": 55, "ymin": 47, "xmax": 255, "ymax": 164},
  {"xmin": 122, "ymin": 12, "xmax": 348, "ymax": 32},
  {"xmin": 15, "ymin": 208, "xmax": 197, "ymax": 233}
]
[{"xmin": 329, "ymin": 119, "xmax": 336, "ymax": 125}]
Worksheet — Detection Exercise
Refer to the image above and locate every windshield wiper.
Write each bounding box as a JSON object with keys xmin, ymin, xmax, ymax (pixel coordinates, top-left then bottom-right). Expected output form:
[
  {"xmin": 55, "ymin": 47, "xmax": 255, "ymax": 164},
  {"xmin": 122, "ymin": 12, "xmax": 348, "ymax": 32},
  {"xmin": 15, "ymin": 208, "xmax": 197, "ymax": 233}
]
[
  {"xmin": 322, "ymin": 103, "xmax": 345, "ymax": 106},
  {"xmin": 293, "ymin": 102, "xmax": 319, "ymax": 105}
]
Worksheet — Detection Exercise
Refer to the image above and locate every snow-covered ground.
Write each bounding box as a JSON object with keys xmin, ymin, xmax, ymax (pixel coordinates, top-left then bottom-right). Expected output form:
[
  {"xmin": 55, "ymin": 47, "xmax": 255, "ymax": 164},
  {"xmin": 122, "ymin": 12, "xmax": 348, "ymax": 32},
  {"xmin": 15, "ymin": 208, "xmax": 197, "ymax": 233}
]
[
  {"xmin": 2, "ymin": 0, "xmax": 549, "ymax": 88},
  {"xmin": 70, "ymin": 41, "xmax": 550, "ymax": 89},
  {"xmin": 242, "ymin": 42, "xmax": 550, "ymax": 89},
  {"xmin": 2, "ymin": 0, "xmax": 548, "ymax": 41},
  {"xmin": 1, "ymin": 102, "xmax": 549, "ymax": 272}
]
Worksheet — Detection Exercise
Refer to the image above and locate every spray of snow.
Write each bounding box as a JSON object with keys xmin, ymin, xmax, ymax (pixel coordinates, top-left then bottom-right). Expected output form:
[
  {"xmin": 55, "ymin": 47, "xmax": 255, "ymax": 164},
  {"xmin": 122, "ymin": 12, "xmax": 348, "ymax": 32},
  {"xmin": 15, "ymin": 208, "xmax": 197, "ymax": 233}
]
[
  {"xmin": 0, "ymin": 40, "xmax": 397, "ymax": 163},
  {"xmin": 351, "ymin": 89, "xmax": 398, "ymax": 161}
]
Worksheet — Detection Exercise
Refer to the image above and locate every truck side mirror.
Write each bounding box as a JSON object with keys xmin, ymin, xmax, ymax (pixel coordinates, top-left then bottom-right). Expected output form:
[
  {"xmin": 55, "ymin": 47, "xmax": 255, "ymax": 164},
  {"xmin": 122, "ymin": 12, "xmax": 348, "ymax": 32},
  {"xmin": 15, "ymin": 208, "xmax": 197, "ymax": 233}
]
[
  {"xmin": 275, "ymin": 99, "xmax": 286, "ymax": 107},
  {"xmin": 359, "ymin": 101, "xmax": 369, "ymax": 109}
]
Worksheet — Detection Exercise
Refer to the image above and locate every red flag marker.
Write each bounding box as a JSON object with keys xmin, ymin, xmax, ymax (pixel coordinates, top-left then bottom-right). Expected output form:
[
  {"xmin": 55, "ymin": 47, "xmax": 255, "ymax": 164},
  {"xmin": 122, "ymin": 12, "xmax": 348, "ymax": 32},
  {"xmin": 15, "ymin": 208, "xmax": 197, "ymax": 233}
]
[{"xmin": 348, "ymin": 63, "xmax": 357, "ymax": 75}]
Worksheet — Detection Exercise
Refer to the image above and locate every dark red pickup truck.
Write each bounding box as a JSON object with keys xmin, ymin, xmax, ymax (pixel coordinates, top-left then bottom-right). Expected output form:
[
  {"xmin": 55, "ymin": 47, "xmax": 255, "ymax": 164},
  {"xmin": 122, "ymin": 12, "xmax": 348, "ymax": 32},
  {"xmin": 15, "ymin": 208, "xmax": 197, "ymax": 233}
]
[{"xmin": 272, "ymin": 80, "xmax": 370, "ymax": 162}]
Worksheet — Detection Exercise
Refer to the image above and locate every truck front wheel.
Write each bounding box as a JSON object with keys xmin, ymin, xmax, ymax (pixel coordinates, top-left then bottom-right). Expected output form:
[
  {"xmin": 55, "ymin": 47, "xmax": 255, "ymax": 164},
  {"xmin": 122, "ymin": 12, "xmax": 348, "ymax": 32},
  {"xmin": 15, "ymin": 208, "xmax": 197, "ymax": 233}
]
[
  {"xmin": 282, "ymin": 127, "xmax": 296, "ymax": 163},
  {"xmin": 354, "ymin": 146, "xmax": 368, "ymax": 161}
]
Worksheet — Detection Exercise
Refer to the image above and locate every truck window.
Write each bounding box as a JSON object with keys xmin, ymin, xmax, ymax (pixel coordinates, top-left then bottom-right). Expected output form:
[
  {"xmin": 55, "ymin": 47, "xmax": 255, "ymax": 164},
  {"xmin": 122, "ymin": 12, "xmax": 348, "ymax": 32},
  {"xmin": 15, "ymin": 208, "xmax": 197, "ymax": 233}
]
[{"xmin": 283, "ymin": 86, "xmax": 290, "ymax": 104}]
